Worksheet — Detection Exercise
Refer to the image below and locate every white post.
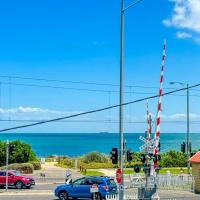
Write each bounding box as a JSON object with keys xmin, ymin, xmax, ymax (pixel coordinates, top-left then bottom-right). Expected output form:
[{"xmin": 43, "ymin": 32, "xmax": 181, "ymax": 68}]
[
  {"xmin": 5, "ymin": 139, "xmax": 9, "ymax": 192},
  {"xmin": 74, "ymin": 159, "xmax": 77, "ymax": 169}
]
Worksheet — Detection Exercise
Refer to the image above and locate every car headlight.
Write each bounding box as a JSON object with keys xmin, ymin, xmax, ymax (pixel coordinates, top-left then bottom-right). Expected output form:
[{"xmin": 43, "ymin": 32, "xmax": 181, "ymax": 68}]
[{"xmin": 24, "ymin": 178, "xmax": 31, "ymax": 181}]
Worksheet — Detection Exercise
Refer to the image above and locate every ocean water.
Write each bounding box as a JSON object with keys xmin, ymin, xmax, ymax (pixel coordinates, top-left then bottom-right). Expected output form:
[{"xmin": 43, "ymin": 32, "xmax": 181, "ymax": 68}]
[{"xmin": 0, "ymin": 133, "xmax": 200, "ymax": 157}]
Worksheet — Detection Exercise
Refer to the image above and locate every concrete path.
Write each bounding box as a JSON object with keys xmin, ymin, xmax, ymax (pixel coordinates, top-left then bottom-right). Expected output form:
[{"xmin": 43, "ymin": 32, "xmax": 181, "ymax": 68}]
[{"xmin": 33, "ymin": 162, "xmax": 82, "ymax": 183}]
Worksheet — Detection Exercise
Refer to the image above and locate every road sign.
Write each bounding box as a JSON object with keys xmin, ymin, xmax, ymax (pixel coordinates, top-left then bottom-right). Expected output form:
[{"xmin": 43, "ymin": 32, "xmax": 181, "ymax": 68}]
[
  {"xmin": 90, "ymin": 184, "xmax": 99, "ymax": 193},
  {"xmin": 116, "ymin": 168, "xmax": 122, "ymax": 184}
]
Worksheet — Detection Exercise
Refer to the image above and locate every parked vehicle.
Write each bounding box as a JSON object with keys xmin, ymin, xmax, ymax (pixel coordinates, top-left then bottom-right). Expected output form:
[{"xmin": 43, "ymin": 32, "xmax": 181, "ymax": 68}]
[
  {"xmin": 55, "ymin": 176, "xmax": 117, "ymax": 200},
  {"xmin": 0, "ymin": 170, "xmax": 35, "ymax": 189}
]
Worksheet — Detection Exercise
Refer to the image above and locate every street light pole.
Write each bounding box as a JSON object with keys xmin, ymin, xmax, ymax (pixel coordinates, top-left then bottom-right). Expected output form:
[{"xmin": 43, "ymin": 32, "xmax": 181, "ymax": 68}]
[
  {"xmin": 119, "ymin": 0, "xmax": 124, "ymax": 199},
  {"xmin": 170, "ymin": 82, "xmax": 190, "ymax": 174},
  {"xmin": 186, "ymin": 84, "xmax": 190, "ymax": 174},
  {"xmin": 6, "ymin": 139, "xmax": 9, "ymax": 192}
]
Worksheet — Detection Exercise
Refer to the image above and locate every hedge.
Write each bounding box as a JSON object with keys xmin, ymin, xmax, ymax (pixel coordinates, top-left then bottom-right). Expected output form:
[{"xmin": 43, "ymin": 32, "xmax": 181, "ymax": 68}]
[
  {"xmin": 1, "ymin": 163, "xmax": 34, "ymax": 174},
  {"xmin": 30, "ymin": 161, "xmax": 41, "ymax": 170}
]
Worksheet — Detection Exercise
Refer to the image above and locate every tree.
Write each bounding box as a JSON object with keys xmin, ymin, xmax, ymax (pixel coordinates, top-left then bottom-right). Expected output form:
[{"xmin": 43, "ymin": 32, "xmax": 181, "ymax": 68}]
[{"xmin": 0, "ymin": 140, "xmax": 37, "ymax": 167}]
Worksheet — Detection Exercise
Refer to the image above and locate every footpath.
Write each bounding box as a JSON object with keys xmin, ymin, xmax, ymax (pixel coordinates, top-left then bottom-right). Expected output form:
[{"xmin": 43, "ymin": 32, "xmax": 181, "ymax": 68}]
[
  {"xmin": 33, "ymin": 162, "xmax": 81, "ymax": 185},
  {"xmin": 0, "ymin": 162, "xmax": 82, "ymax": 196}
]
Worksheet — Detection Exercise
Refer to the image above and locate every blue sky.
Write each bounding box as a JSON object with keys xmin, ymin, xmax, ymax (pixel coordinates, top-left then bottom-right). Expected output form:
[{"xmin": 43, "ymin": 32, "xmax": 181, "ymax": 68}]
[{"xmin": 0, "ymin": 0, "xmax": 200, "ymax": 133}]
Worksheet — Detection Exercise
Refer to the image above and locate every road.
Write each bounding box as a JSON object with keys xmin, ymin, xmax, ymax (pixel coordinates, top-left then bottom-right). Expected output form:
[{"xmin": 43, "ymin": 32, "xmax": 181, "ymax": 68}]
[
  {"xmin": 0, "ymin": 163, "xmax": 200, "ymax": 199},
  {"xmin": 1, "ymin": 184, "xmax": 200, "ymax": 200}
]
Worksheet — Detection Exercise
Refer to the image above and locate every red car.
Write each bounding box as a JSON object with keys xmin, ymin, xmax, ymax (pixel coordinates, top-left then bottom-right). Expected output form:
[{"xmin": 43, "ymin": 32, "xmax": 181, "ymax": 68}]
[{"xmin": 0, "ymin": 170, "xmax": 35, "ymax": 189}]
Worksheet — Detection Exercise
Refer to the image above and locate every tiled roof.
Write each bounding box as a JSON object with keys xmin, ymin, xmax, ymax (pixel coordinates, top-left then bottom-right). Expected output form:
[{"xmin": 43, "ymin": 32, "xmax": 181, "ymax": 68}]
[{"xmin": 189, "ymin": 151, "xmax": 200, "ymax": 163}]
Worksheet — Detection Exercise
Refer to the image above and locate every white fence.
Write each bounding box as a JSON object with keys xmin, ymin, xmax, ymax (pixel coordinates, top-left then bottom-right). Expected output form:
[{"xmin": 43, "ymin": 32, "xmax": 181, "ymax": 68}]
[
  {"xmin": 128, "ymin": 174, "xmax": 195, "ymax": 192},
  {"xmin": 156, "ymin": 174, "xmax": 195, "ymax": 191},
  {"xmin": 106, "ymin": 193, "xmax": 160, "ymax": 200}
]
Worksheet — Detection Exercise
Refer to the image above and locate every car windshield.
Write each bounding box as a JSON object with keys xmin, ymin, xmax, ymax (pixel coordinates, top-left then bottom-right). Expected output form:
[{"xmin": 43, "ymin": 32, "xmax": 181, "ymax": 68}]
[
  {"xmin": 106, "ymin": 179, "xmax": 116, "ymax": 185},
  {"xmin": 73, "ymin": 178, "xmax": 85, "ymax": 185},
  {"xmin": 12, "ymin": 171, "xmax": 22, "ymax": 176}
]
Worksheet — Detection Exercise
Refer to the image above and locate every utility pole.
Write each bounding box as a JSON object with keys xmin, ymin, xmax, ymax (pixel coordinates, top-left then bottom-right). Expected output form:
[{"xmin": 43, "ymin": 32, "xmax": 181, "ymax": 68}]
[
  {"xmin": 119, "ymin": 0, "xmax": 124, "ymax": 199},
  {"xmin": 170, "ymin": 82, "xmax": 190, "ymax": 174},
  {"xmin": 187, "ymin": 84, "xmax": 190, "ymax": 174},
  {"xmin": 6, "ymin": 139, "xmax": 9, "ymax": 191},
  {"xmin": 119, "ymin": 1, "xmax": 144, "ymax": 199}
]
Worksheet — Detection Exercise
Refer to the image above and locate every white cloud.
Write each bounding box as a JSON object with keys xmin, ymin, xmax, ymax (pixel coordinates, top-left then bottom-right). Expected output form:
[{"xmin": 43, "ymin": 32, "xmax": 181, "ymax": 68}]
[
  {"xmin": 161, "ymin": 113, "xmax": 200, "ymax": 120},
  {"xmin": 176, "ymin": 31, "xmax": 192, "ymax": 38},
  {"xmin": 163, "ymin": 0, "xmax": 200, "ymax": 41},
  {"xmin": 144, "ymin": 112, "xmax": 200, "ymax": 120},
  {"xmin": 0, "ymin": 106, "xmax": 83, "ymax": 120},
  {"xmin": 0, "ymin": 106, "xmax": 64, "ymax": 115}
]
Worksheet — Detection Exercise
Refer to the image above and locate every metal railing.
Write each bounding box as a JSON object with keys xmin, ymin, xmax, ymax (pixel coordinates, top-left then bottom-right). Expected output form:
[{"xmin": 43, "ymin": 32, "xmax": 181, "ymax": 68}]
[{"xmin": 127, "ymin": 174, "xmax": 195, "ymax": 192}]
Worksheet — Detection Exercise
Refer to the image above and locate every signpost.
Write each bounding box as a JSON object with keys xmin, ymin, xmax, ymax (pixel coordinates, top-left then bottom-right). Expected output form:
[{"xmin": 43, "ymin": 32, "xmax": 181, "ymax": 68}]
[
  {"xmin": 90, "ymin": 184, "xmax": 98, "ymax": 200},
  {"xmin": 116, "ymin": 168, "xmax": 122, "ymax": 184}
]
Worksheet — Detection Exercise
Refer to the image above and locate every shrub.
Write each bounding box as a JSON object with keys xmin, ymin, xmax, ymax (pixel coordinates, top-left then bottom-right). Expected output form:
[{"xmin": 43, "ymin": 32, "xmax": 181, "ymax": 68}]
[
  {"xmin": 80, "ymin": 162, "xmax": 114, "ymax": 169},
  {"xmin": 58, "ymin": 157, "xmax": 74, "ymax": 168},
  {"xmin": 82, "ymin": 152, "xmax": 109, "ymax": 164},
  {"xmin": 30, "ymin": 162, "xmax": 41, "ymax": 170},
  {"xmin": 159, "ymin": 150, "xmax": 187, "ymax": 167},
  {"xmin": 1, "ymin": 163, "xmax": 34, "ymax": 174}
]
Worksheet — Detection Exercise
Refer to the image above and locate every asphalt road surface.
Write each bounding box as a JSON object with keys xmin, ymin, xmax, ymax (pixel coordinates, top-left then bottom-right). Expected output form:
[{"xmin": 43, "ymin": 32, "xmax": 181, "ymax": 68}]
[
  {"xmin": 1, "ymin": 186, "xmax": 200, "ymax": 200},
  {"xmin": 0, "ymin": 163, "xmax": 199, "ymax": 200}
]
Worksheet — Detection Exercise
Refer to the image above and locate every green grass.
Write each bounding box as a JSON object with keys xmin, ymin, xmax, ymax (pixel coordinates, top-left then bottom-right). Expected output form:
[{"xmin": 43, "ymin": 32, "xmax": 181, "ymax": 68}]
[
  {"xmin": 123, "ymin": 167, "xmax": 192, "ymax": 175},
  {"xmin": 159, "ymin": 167, "xmax": 191, "ymax": 174},
  {"xmin": 82, "ymin": 170, "xmax": 105, "ymax": 176},
  {"xmin": 123, "ymin": 169, "xmax": 135, "ymax": 174}
]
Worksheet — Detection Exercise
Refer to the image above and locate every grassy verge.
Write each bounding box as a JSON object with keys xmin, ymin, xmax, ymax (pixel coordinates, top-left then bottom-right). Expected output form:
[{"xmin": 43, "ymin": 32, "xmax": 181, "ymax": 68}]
[
  {"xmin": 159, "ymin": 167, "xmax": 191, "ymax": 174},
  {"xmin": 81, "ymin": 170, "xmax": 105, "ymax": 176},
  {"xmin": 123, "ymin": 169, "xmax": 135, "ymax": 174},
  {"xmin": 124, "ymin": 167, "xmax": 192, "ymax": 175}
]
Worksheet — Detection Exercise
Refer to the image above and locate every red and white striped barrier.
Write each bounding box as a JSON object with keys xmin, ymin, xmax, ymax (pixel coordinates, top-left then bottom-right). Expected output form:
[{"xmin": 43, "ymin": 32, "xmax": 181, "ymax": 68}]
[{"xmin": 154, "ymin": 40, "xmax": 166, "ymax": 162}]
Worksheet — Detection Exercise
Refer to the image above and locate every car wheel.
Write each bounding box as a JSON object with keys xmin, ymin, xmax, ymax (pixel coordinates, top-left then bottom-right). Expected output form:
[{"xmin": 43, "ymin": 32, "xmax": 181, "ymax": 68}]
[
  {"xmin": 94, "ymin": 193, "xmax": 102, "ymax": 200},
  {"xmin": 15, "ymin": 181, "xmax": 23, "ymax": 189},
  {"xmin": 0, "ymin": 185, "xmax": 4, "ymax": 189},
  {"xmin": 59, "ymin": 191, "xmax": 68, "ymax": 200},
  {"xmin": 26, "ymin": 186, "xmax": 31, "ymax": 189}
]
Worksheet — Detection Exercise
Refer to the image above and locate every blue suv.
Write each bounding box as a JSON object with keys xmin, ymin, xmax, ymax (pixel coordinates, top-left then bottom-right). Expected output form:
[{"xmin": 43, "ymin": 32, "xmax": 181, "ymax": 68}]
[{"xmin": 55, "ymin": 176, "xmax": 117, "ymax": 200}]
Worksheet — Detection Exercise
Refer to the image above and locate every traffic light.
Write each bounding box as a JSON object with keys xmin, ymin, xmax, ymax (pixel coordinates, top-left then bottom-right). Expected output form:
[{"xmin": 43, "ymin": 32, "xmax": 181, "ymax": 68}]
[
  {"xmin": 152, "ymin": 154, "xmax": 161, "ymax": 163},
  {"xmin": 110, "ymin": 148, "xmax": 118, "ymax": 164},
  {"xmin": 181, "ymin": 142, "xmax": 186, "ymax": 153},
  {"xmin": 140, "ymin": 154, "xmax": 146, "ymax": 164},
  {"xmin": 134, "ymin": 164, "xmax": 140, "ymax": 173},
  {"xmin": 158, "ymin": 142, "xmax": 161, "ymax": 151},
  {"xmin": 127, "ymin": 149, "xmax": 133, "ymax": 162},
  {"xmin": 9, "ymin": 144, "xmax": 15, "ymax": 154}
]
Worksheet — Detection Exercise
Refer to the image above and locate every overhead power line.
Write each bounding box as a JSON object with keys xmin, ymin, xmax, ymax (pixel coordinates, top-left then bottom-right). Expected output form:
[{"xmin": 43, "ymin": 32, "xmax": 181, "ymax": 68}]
[
  {"xmin": 0, "ymin": 81, "xmax": 200, "ymax": 97},
  {"xmin": 0, "ymin": 74, "xmax": 191, "ymax": 90},
  {"xmin": 0, "ymin": 83, "xmax": 200, "ymax": 132},
  {"xmin": 1, "ymin": 119, "xmax": 200, "ymax": 124}
]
